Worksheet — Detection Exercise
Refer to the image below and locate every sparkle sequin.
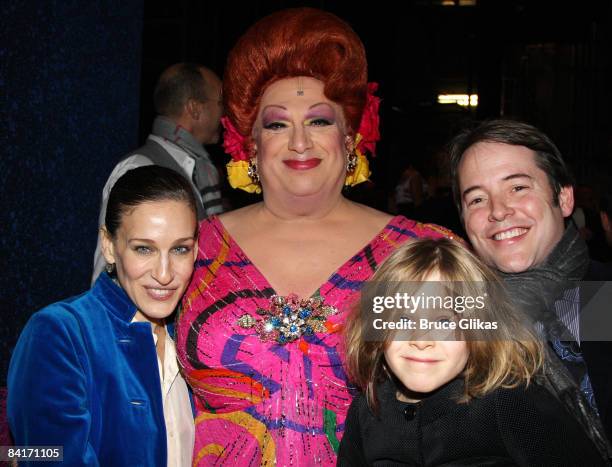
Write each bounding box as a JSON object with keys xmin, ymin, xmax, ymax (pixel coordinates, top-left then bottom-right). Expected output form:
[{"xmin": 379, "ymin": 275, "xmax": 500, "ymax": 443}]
[
  {"xmin": 176, "ymin": 215, "xmax": 454, "ymax": 466},
  {"xmin": 238, "ymin": 294, "xmax": 338, "ymax": 344}
]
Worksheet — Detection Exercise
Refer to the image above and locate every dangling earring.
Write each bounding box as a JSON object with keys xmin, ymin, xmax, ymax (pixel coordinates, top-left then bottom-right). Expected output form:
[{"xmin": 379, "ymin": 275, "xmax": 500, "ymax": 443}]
[
  {"xmin": 346, "ymin": 152, "xmax": 358, "ymax": 173},
  {"xmin": 345, "ymin": 136, "xmax": 357, "ymax": 173},
  {"xmin": 247, "ymin": 157, "xmax": 260, "ymax": 184},
  {"xmin": 105, "ymin": 263, "xmax": 116, "ymax": 275}
]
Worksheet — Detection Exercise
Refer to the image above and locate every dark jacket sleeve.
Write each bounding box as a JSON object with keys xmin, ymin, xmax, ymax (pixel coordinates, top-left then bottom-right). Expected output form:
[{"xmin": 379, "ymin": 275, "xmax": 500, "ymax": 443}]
[
  {"xmin": 495, "ymin": 383, "xmax": 609, "ymax": 466},
  {"xmin": 337, "ymin": 396, "xmax": 369, "ymax": 467},
  {"xmin": 7, "ymin": 307, "xmax": 100, "ymax": 466}
]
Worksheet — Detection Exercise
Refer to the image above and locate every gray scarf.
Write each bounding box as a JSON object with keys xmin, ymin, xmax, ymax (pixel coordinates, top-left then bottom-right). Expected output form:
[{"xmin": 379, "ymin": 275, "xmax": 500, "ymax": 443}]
[
  {"xmin": 499, "ymin": 223, "xmax": 589, "ymax": 335},
  {"xmin": 153, "ymin": 116, "xmax": 209, "ymax": 159},
  {"xmin": 500, "ymin": 224, "xmax": 611, "ymax": 460},
  {"xmin": 152, "ymin": 116, "xmax": 223, "ymax": 216}
]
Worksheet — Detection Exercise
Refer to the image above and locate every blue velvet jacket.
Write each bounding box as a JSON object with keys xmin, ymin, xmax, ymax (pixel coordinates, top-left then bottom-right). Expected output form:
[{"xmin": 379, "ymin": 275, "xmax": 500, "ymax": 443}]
[{"xmin": 8, "ymin": 273, "xmax": 168, "ymax": 466}]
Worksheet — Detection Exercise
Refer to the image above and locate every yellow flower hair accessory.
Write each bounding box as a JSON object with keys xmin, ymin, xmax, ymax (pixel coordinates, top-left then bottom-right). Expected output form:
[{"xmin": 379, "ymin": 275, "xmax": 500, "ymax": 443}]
[
  {"xmin": 226, "ymin": 160, "xmax": 262, "ymax": 194},
  {"xmin": 345, "ymin": 134, "xmax": 371, "ymax": 187}
]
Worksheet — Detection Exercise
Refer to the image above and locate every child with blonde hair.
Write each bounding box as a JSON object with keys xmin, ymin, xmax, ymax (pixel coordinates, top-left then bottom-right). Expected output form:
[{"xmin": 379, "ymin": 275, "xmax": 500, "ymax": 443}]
[{"xmin": 339, "ymin": 238, "xmax": 607, "ymax": 466}]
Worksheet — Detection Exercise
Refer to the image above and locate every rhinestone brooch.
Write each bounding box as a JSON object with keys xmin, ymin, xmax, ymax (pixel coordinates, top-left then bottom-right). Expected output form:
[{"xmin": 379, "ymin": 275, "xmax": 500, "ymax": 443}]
[{"xmin": 237, "ymin": 294, "xmax": 338, "ymax": 345}]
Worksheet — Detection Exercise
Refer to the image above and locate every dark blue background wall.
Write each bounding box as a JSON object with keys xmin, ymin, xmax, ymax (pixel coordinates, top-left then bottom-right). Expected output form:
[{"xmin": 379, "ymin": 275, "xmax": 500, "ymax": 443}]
[{"xmin": 1, "ymin": 1, "xmax": 144, "ymax": 386}]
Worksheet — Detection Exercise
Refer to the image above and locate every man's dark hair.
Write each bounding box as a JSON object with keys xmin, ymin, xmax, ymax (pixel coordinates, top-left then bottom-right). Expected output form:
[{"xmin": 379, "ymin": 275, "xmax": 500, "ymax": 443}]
[
  {"xmin": 153, "ymin": 63, "xmax": 208, "ymax": 117},
  {"xmin": 448, "ymin": 119, "xmax": 574, "ymax": 212},
  {"xmin": 105, "ymin": 166, "xmax": 197, "ymax": 238}
]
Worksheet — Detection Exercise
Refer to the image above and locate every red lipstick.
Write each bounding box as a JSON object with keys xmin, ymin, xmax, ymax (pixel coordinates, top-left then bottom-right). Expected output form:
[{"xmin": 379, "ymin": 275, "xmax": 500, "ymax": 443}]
[{"xmin": 283, "ymin": 158, "xmax": 322, "ymax": 170}]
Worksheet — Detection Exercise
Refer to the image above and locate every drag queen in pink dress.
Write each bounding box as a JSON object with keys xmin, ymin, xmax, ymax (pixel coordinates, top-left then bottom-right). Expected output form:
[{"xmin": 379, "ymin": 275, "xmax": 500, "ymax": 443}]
[{"xmin": 175, "ymin": 8, "xmax": 455, "ymax": 465}]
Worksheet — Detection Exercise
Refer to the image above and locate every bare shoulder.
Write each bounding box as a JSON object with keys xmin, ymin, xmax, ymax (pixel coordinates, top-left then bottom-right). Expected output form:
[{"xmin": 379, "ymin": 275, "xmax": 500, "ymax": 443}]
[
  {"xmin": 217, "ymin": 203, "xmax": 262, "ymax": 236},
  {"xmin": 346, "ymin": 202, "xmax": 394, "ymax": 230},
  {"xmin": 349, "ymin": 202, "xmax": 460, "ymax": 242}
]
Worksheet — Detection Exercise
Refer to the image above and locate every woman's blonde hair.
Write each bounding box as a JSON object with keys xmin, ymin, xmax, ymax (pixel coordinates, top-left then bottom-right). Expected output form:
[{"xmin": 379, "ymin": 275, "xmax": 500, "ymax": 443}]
[{"xmin": 344, "ymin": 238, "xmax": 543, "ymax": 411}]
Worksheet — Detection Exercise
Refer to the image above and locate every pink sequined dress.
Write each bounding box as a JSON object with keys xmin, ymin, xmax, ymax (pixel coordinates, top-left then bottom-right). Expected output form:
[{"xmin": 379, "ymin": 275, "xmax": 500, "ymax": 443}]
[{"xmin": 176, "ymin": 215, "xmax": 453, "ymax": 466}]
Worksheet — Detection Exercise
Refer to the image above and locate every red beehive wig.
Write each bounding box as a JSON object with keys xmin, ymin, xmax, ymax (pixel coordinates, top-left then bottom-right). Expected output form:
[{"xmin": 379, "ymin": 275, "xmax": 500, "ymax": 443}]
[{"xmin": 223, "ymin": 7, "xmax": 368, "ymax": 139}]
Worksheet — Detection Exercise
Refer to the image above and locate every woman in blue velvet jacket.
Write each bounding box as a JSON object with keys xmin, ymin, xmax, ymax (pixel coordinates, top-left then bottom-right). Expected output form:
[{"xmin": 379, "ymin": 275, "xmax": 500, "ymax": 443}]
[{"xmin": 8, "ymin": 166, "xmax": 199, "ymax": 466}]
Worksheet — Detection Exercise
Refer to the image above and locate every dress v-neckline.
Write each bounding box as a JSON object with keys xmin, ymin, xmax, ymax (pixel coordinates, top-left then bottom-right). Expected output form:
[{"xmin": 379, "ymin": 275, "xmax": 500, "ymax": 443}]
[{"xmin": 211, "ymin": 215, "xmax": 401, "ymax": 299}]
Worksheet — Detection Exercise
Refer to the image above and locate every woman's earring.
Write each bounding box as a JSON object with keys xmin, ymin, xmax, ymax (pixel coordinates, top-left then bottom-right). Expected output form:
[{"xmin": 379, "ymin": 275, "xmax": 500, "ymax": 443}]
[
  {"xmin": 247, "ymin": 157, "xmax": 260, "ymax": 184},
  {"xmin": 345, "ymin": 137, "xmax": 357, "ymax": 173},
  {"xmin": 105, "ymin": 263, "xmax": 116, "ymax": 274},
  {"xmin": 346, "ymin": 151, "xmax": 358, "ymax": 173}
]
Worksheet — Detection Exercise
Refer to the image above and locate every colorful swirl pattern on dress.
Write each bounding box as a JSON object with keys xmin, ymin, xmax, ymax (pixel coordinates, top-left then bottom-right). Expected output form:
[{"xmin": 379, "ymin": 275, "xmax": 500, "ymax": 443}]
[{"xmin": 176, "ymin": 216, "xmax": 455, "ymax": 466}]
